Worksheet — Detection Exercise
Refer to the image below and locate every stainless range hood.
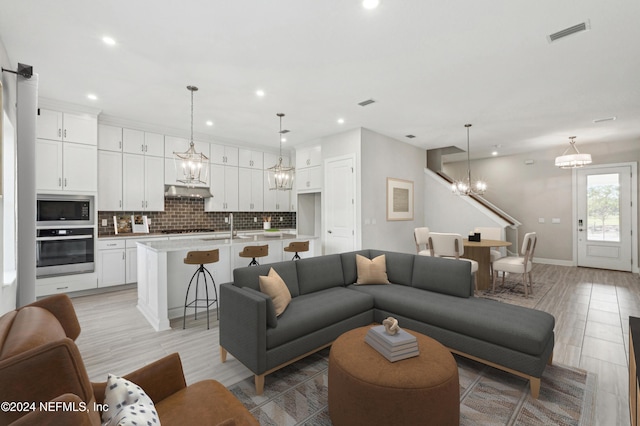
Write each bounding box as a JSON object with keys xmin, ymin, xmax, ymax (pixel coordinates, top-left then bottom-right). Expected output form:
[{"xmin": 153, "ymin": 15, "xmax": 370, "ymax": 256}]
[{"xmin": 164, "ymin": 185, "xmax": 213, "ymax": 198}]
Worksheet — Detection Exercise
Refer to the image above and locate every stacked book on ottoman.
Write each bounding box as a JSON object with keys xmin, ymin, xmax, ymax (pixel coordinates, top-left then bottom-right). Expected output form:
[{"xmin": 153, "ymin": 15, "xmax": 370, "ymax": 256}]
[{"xmin": 365, "ymin": 325, "xmax": 420, "ymax": 362}]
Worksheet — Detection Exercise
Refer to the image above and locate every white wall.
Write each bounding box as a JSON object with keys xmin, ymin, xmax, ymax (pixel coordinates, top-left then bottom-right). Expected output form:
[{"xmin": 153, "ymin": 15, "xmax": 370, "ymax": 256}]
[
  {"xmin": 443, "ymin": 138, "xmax": 640, "ymax": 264},
  {"xmin": 360, "ymin": 128, "xmax": 425, "ymax": 254},
  {"xmin": 0, "ymin": 35, "xmax": 17, "ymax": 314},
  {"xmin": 424, "ymin": 168, "xmax": 510, "ymax": 239}
]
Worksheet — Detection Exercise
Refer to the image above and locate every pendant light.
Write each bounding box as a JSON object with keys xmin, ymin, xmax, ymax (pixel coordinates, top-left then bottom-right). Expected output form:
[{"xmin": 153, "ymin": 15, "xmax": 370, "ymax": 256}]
[
  {"xmin": 173, "ymin": 85, "xmax": 208, "ymax": 186},
  {"xmin": 267, "ymin": 113, "xmax": 295, "ymax": 191},
  {"xmin": 451, "ymin": 124, "xmax": 487, "ymax": 196},
  {"xmin": 555, "ymin": 136, "xmax": 592, "ymax": 168}
]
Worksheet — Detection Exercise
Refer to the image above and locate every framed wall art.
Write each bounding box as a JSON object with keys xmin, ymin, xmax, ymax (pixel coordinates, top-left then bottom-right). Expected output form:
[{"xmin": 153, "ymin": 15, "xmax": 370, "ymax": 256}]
[{"xmin": 386, "ymin": 178, "xmax": 414, "ymax": 221}]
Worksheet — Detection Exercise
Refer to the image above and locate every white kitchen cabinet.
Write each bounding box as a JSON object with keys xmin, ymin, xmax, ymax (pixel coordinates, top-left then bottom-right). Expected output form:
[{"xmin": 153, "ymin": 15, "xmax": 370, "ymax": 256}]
[
  {"xmin": 296, "ymin": 145, "xmax": 322, "ymax": 168},
  {"xmin": 238, "ymin": 167, "xmax": 264, "ymax": 211},
  {"xmin": 205, "ymin": 164, "xmax": 239, "ymax": 211},
  {"xmin": 97, "ymin": 240, "xmax": 126, "ymax": 287},
  {"xmin": 239, "ymin": 148, "xmax": 263, "ymax": 169},
  {"xmin": 123, "ymin": 154, "xmax": 165, "ymax": 211},
  {"xmin": 98, "ymin": 150, "xmax": 123, "ymax": 210},
  {"xmin": 98, "ymin": 124, "xmax": 123, "ymax": 152},
  {"xmin": 296, "ymin": 166, "xmax": 322, "ymax": 193},
  {"xmin": 143, "ymin": 132, "xmax": 165, "ymax": 157},
  {"xmin": 122, "ymin": 128, "xmax": 145, "ymax": 154},
  {"xmin": 263, "ymin": 170, "xmax": 291, "ymax": 212},
  {"xmin": 36, "ymin": 139, "xmax": 97, "ymax": 192},
  {"xmin": 37, "ymin": 108, "xmax": 97, "ymax": 145},
  {"xmin": 210, "ymin": 144, "xmax": 239, "ymax": 166}
]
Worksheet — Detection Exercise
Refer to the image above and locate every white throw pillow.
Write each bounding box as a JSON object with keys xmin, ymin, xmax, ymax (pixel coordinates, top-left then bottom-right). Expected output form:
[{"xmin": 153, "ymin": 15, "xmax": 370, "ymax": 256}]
[{"xmin": 101, "ymin": 374, "xmax": 160, "ymax": 426}]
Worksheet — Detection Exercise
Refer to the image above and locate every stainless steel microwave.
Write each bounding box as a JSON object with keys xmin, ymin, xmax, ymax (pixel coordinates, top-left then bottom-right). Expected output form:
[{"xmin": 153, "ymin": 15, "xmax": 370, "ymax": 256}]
[{"xmin": 36, "ymin": 194, "xmax": 94, "ymax": 226}]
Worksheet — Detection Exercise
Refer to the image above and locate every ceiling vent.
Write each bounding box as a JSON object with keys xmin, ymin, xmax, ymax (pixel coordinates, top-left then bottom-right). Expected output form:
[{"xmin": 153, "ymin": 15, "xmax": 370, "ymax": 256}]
[
  {"xmin": 358, "ymin": 99, "xmax": 376, "ymax": 107},
  {"xmin": 547, "ymin": 21, "xmax": 590, "ymax": 43},
  {"xmin": 280, "ymin": 129, "xmax": 290, "ymax": 134},
  {"xmin": 593, "ymin": 116, "xmax": 616, "ymax": 123},
  {"xmin": 405, "ymin": 134, "xmax": 416, "ymax": 139}
]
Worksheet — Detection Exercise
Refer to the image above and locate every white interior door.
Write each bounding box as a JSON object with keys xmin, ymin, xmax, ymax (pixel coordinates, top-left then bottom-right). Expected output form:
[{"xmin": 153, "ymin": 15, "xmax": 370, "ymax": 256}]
[
  {"xmin": 324, "ymin": 156, "xmax": 355, "ymax": 255},
  {"xmin": 577, "ymin": 165, "xmax": 632, "ymax": 271}
]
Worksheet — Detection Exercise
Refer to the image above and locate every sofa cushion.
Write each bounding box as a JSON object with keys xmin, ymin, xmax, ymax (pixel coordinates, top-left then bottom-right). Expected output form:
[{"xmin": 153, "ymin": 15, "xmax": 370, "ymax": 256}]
[
  {"xmin": 296, "ymin": 255, "xmax": 346, "ymax": 295},
  {"xmin": 350, "ymin": 284, "xmax": 554, "ymax": 356},
  {"xmin": 411, "ymin": 255, "xmax": 473, "ymax": 298},
  {"xmin": 266, "ymin": 287, "xmax": 374, "ymax": 349},
  {"xmin": 355, "ymin": 254, "xmax": 389, "ymax": 285},
  {"xmin": 340, "ymin": 250, "xmax": 371, "ymax": 285},
  {"xmin": 370, "ymin": 250, "xmax": 415, "ymax": 287},
  {"xmin": 233, "ymin": 261, "xmax": 300, "ymax": 297},
  {"xmin": 0, "ymin": 307, "xmax": 67, "ymax": 360},
  {"xmin": 102, "ymin": 374, "xmax": 158, "ymax": 426},
  {"xmin": 259, "ymin": 268, "xmax": 292, "ymax": 317}
]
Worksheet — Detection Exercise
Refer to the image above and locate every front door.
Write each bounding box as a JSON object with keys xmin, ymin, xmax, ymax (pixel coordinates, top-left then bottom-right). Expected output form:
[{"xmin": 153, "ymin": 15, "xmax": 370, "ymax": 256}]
[
  {"xmin": 324, "ymin": 156, "xmax": 355, "ymax": 255},
  {"xmin": 576, "ymin": 165, "xmax": 633, "ymax": 271}
]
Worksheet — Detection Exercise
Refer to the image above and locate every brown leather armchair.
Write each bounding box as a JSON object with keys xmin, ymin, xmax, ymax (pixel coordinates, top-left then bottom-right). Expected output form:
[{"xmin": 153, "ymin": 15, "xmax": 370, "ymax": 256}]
[{"xmin": 0, "ymin": 294, "xmax": 257, "ymax": 425}]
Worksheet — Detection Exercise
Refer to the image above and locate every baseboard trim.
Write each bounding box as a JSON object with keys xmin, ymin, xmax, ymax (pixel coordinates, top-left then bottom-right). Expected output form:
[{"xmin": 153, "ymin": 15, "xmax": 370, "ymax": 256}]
[{"xmin": 533, "ymin": 258, "xmax": 574, "ymax": 267}]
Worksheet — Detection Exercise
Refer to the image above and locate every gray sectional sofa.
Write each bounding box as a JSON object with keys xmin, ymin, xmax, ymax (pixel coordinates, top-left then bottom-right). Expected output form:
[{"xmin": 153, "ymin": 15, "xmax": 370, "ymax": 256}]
[{"xmin": 219, "ymin": 249, "xmax": 555, "ymax": 398}]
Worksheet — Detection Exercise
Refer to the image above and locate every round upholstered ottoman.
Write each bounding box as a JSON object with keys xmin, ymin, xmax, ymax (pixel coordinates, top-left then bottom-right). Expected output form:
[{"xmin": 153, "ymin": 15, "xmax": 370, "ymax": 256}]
[{"xmin": 328, "ymin": 326, "xmax": 459, "ymax": 426}]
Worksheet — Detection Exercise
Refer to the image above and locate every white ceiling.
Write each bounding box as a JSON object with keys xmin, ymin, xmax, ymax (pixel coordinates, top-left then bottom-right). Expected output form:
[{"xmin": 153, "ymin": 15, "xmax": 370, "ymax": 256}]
[{"xmin": 1, "ymin": 0, "xmax": 639, "ymax": 159}]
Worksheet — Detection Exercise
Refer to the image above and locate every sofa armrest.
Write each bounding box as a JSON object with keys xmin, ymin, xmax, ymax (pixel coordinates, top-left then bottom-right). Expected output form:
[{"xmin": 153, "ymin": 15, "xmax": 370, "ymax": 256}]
[
  {"xmin": 0, "ymin": 339, "xmax": 93, "ymax": 425},
  {"xmin": 10, "ymin": 393, "xmax": 99, "ymax": 426},
  {"xmin": 92, "ymin": 353, "xmax": 187, "ymax": 406},
  {"xmin": 219, "ymin": 283, "xmax": 268, "ymax": 375},
  {"xmin": 25, "ymin": 294, "xmax": 81, "ymax": 341}
]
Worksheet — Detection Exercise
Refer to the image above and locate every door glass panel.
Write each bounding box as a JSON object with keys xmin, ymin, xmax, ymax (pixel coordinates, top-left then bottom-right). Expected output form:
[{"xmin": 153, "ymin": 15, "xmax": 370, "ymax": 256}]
[{"xmin": 587, "ymin": 173, "xmax": 620, "ymax": 242}]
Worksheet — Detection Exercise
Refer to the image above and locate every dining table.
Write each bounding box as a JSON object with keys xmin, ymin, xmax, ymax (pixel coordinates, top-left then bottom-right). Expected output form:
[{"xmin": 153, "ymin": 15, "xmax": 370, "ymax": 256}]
[{"xmin": 462, "ymin": 239, "xmax": 512, "ymax": 291}]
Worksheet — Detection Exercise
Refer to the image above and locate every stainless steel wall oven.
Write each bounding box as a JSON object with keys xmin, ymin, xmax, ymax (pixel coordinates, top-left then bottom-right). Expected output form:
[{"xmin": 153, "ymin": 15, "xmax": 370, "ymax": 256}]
[{"xmin": 36, "ymin": 194, "xmax": 95, "ymax": 278}]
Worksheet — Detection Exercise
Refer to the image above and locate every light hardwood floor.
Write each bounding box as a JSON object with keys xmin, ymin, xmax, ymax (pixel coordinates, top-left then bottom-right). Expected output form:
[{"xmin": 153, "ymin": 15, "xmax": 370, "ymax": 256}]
[{"xmin": 72, "ymin": 264, "xmax": 640, "ymax": 426}]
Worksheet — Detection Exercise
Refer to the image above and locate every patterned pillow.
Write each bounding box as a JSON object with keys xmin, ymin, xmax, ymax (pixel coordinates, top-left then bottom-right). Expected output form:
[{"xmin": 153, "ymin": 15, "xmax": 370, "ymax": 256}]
[
  {"xmin": 355, "ymin": 254, "xmax": 390, "ymax": 285},
  {"xmin": 259, "ymin": 268, "xmax": 292, "ymax": 316},
  {"xmin": 101, "ymin": 374, "xmax": 160, "ymax": 426}
]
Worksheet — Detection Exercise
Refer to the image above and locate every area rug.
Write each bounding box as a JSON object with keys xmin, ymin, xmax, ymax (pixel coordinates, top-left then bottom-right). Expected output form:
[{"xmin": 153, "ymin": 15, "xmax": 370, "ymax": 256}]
[
  {"xmin": 228, "ymin": 348, "xmax": 596, "ymax": 426},
  {"xmin": 479, "ymin": 276, "xmax": 552, "ymax": 309}
]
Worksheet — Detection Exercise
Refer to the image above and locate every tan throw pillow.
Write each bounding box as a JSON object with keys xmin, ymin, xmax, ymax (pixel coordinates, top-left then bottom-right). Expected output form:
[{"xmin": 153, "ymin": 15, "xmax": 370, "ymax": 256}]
[
  {"xmin": 356, "ymin": 254, "xmax": 390, "ymax": 285},
  {"xmin": 259, "ymin": 268, "xmax": 292, "ymax": 316}
]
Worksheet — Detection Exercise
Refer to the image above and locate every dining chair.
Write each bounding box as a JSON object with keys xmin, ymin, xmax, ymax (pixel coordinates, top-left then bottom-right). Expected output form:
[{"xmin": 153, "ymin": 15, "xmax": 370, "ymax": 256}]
[
  {"xmin": 414, "ymin": 227, "xmax": 431, "ymax": 256},
  {"xmin": 428, "ymin": 232, "xmax": 478, "ymax": 290},
  {"xmin": 474, "ymin": 226, "xmax": 504, "ymax": 276},
  {"xmin": 492, "ymin": 232, "xmax": 537, "ymax": 297}
]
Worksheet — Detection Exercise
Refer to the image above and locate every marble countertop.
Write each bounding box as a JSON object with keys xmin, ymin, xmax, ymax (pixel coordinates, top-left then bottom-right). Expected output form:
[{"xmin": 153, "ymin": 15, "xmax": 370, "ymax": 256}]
[{"xmin": 138, "ymin": 232, "xmax": 316, "ymax": 253}]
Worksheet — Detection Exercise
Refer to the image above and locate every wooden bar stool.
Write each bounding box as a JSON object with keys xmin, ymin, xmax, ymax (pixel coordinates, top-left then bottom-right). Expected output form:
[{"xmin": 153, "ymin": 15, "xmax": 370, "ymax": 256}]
[
  {"xmin": 284, "ymin": 241, "xmax": 309, "ymax": 260},
  {"xmin": 238, "ymin": 245, "xmax": 268, "ymax": 266},
  {"xmin": 183, "ymin": 249, "xmax": 219, "ymax": 329}
]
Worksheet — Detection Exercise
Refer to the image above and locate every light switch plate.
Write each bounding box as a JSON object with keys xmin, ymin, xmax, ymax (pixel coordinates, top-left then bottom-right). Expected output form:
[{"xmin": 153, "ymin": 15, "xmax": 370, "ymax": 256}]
[
  {"xmin": 101, "ymin": 219, "xmax": 108, "ymax": 226},
  {"xmin": 538, "ymin": 218, "xmax": 545, "ymax": 223},
  {"xmin": 552, "ymin": 218, "xmax": 561, "ymax": 224}
]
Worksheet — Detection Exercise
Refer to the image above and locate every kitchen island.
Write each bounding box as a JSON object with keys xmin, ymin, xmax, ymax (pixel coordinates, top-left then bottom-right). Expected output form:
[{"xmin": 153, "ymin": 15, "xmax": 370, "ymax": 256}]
[{"xmin": 136, "ymin": 233, "xmax": 316, "ymax": 331}]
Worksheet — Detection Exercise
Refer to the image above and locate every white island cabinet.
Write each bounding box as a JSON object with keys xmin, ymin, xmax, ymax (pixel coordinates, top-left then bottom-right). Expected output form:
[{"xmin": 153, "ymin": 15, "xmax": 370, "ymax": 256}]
[{"xmin": 136, "ymin": 234, "xmax": 316, "ymax": 331}]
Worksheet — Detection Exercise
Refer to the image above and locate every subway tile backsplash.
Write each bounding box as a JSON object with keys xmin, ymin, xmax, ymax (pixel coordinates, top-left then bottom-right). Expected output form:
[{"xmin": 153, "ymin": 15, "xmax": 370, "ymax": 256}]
[{"xmin": 98, "ymin": 198, "xmax": 296, "ymax": 236}]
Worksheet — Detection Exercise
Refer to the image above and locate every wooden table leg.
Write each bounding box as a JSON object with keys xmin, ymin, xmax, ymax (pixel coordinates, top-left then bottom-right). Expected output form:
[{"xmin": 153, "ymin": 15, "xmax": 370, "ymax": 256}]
[{"xmin": 463, "ymin": 246, "xmax": 491, "ymax": 291}]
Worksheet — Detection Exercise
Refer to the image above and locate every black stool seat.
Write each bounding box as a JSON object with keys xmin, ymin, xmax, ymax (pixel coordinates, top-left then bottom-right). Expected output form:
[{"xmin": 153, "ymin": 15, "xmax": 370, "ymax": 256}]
[
  {"xmin": 238, "ymin": 244, "xmax": 269, "ymax": 266},
  {"xmin": 284, "ymin": 241, "xmax": 309, "ymax": 261},
  {"xmin": 183, "ymin": 249, "xmax": 219, "ymax": 329}
]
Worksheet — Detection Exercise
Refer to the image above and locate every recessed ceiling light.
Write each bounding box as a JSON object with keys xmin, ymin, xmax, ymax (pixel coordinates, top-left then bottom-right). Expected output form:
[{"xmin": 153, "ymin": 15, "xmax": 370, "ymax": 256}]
[
  {"xmin": 281, "ymin": 137, "xmax": 287, "ymax": 143},
  {"xmin": 102, "ymin": 36, "xmax": 116, "ymax": 46},
  {"xmin": 256, "ymin": 89, "xmax": 265, "ymax": 97},
  {"xmin": 491, "ymin": 151, "xmax": 498, "ymax": 156},
  {"xmin": 337, "ymin": 118, "xmax": 345, "ymax": 124},
  {"xmin": 362, "ymin": 0, "xmax": 380, "ymax": 10},
  {"xmin": 206, "ymin": 120, "xmax": 214, "ymax": 126},
  {"xmin": 87, "ymin": 93, "xmax": 98, "ymax": 100}
]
